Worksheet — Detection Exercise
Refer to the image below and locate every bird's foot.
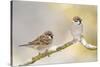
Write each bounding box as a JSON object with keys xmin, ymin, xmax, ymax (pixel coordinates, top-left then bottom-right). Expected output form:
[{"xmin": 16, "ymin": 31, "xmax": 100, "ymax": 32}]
[
  {"xmin": 38, "ymin": 52, "xmax": 41, "ymax": 55},
  {"xmin": 67, "ymin": 39, "xmax": 77, "ymax": 45},
  {"xmin": 45, "ymin": 49, "xmax": 50, "ymax": 57}
]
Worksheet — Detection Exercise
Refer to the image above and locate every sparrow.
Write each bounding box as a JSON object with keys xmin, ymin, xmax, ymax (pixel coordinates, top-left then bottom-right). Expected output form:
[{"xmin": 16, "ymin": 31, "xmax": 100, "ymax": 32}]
[
  {"xmin": 70, "ymin": 16, "xmax": 96, "ymax": 49},
  {"xmin": 19, "ymin": 31, "xmax": 53, "ymax": 51},
  {"xmin": 70, "ymin": 16, "xmax": 83, "ymax": 42}
]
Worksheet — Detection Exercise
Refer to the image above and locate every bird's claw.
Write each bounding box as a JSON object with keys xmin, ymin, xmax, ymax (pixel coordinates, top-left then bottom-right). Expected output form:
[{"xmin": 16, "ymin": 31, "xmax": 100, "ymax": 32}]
[
  {"xmin": 38, "ymin": 52, "xmax": 41, "ymax": 55},
  {"xmin": 45, "ymin": 49, "xmax": 50, "ymax": 57}
]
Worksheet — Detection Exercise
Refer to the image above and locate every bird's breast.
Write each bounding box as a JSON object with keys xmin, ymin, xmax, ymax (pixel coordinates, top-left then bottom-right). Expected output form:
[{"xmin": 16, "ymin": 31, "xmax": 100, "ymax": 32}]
[{"xmin": 71, "ymin": 24, "xmax": 83, "ymax": 35}]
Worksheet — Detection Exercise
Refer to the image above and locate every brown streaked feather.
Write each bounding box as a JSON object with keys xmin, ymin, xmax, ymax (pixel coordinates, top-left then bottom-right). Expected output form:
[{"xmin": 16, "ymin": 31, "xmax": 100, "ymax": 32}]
[
  {"xmin": 31, "ymin": 34, "xmax": 52, "ymax": 45},
  {"xmin": 19, "ymin": 31, "xmax": 53, "ymax": 48}
]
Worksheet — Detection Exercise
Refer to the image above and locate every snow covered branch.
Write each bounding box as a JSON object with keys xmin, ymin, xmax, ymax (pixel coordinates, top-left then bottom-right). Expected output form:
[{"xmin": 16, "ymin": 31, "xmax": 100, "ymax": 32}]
[{"xmin": 18, "ymin": 36, "xmax": 97, "ymax": 66}]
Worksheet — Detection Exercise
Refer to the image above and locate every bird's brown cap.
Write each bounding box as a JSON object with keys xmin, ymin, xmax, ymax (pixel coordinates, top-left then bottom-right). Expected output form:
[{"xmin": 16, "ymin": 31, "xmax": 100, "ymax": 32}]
[
  {"xmin": 44, "ymin": 31, "xmax": 53, "ymax": 38},
  {"xmin": 73, "ymin": 16, "xmax": 82, "ymax": 22}
]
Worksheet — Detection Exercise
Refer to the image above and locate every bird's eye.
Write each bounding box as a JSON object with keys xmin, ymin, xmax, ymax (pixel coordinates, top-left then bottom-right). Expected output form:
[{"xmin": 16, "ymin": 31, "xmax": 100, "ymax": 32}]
[
  {"xmin": 48, "ymin": 34, "xmax": 51, "ymax": 36},
  {"xmin": 75, "ymin": 20, "xmax": 78, "ymax": 22}
]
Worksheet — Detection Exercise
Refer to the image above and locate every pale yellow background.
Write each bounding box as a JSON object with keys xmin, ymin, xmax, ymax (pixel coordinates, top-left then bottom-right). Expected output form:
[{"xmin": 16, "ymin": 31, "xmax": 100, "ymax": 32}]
[{"xmin": 12, "ymin": 1, "xmax": 97, "ymax": 66}]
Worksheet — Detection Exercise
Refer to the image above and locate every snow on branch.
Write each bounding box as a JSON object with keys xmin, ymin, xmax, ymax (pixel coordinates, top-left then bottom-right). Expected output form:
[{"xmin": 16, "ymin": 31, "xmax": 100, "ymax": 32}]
[{"xmin": 18, "ymin": 36, "xmax": 97, "ymax": 66}]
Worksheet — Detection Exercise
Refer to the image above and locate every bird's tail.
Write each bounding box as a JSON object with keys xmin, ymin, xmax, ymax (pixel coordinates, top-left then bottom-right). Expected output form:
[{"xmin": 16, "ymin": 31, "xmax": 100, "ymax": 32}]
[{"xmin": 19, "ymin": 44, "xmax": 32, "ymax": 47}]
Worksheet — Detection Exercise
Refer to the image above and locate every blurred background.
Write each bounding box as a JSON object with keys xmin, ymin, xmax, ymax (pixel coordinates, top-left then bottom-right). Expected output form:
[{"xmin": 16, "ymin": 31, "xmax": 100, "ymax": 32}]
[{"xmin": 12, "ymin": 1, "xmax": 97, "ymax": 66}]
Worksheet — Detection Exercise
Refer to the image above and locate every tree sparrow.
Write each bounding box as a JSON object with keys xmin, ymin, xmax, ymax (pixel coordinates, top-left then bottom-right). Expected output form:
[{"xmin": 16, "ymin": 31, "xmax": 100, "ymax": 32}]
[
  {"xmin": 71, "ymin": 16, "xmax": 83, "ymax": 42},
  {"xmin": 70, "ymin": 16, "xmax": 96, "ymax": 49},
  {"xmin": 19, "ymin": 31, "xmax": 53, "ymax": 51}
]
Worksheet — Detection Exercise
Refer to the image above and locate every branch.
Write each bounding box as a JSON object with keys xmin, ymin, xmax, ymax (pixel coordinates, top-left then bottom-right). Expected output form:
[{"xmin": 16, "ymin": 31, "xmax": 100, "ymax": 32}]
[
  {"xmin": 18, "ymin": 38, "xmax": 96, "ymax": 66},
  {"xmin": 18, "ymin": 41, "xmax": 74, "ymax": 66},
  {"xmin": 80, "ymin": 36, "xmax": 97, "ymax": 50}
]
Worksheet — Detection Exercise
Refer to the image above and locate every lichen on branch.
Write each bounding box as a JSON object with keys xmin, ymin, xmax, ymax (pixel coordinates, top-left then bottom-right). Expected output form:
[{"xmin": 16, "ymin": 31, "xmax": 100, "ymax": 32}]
[
  {"xmin": 18, "ymin": 38, "xmax": 96, "ymax": 66},
  {"xmin": 19, "ymin": 42, "xmax": 73, "ymax": 66}
]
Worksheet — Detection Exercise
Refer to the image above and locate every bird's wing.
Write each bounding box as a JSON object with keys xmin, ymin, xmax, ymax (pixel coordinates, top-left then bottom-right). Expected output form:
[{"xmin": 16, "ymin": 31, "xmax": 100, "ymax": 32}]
[
  {"xmin": 33, "ymin": 35, "xmax": 50, "ymax": 45},
  {"xmin": 19, "ymin": 35, "xmax": 46, "ymax": 46},
  {"xmin": 31, "ymin": 35, "xmax": 45, "ymax": 45}
]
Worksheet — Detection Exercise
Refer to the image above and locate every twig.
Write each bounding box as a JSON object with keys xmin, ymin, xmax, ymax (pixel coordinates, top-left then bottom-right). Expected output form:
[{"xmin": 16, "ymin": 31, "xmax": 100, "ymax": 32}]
[
  {"xmin": 19, "ymin": 41, "xmax": 73, "ymax": 66},
  {"xmin": 18, "ymin": 39, "xmax": 96, "ymax": 66}
]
